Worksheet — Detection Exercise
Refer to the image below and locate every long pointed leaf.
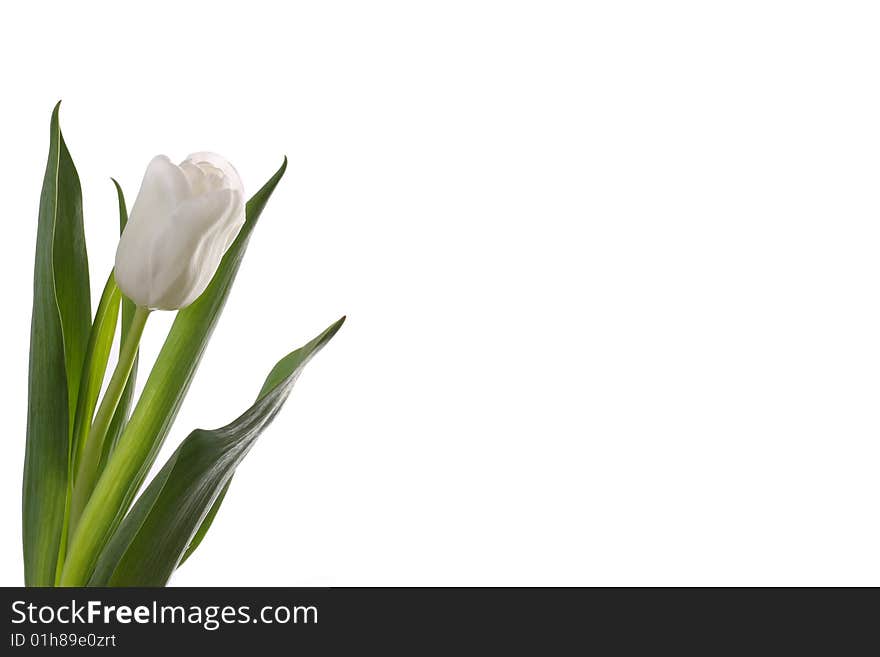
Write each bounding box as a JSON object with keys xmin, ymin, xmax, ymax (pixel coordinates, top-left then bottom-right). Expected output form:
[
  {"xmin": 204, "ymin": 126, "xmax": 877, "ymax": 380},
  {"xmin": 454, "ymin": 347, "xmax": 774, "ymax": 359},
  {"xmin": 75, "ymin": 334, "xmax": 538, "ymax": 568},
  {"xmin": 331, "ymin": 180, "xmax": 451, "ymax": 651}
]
[
  {"xmin": 101, "ymin": 180, "xmax": 137, "ymax": 467},
  {"xmin": 55, "ymin": 274, "xmax": 120, "ymax": 582},
  {"xmin": 53, "ymin": 127, "xmax": 92, "ymax": 427},
  {"xmin": 90, "ymin": 317, "xmax": 344, "ymax": 586},
  {"xmin": 62, "ymin": 158, "xmax": 288, "ymax": 586},
  {"xmin": 23, "ymin": 103, "xmax": 91, "ymax": 586},
  {"xmin": 71, "ymin": 276, "xmax": 121, "ymax": 475}
]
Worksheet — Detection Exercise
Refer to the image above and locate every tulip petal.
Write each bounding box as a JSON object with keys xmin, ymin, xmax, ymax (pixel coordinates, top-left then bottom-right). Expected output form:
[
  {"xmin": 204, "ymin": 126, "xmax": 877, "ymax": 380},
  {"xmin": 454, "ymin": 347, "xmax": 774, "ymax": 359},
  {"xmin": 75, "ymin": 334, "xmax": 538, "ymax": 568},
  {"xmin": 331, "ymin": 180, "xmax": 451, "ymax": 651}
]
[
  {"xmin": 128, "ymin": 155, "xmax": 190, "ymax": 225},
  {"xmin": 147, "ymin": 188, "xmax": 236, "ymax": 309},
  {"xmin": 115, "ymin": 153, "xmax": 246, "ymax": 310},
  {"xmin": 186, "ymin": 151, "xmax": 244, "ymax": 196},
  {"xmin": 115, "ymin": 156, "xmax": 191, "ymax": 308}
]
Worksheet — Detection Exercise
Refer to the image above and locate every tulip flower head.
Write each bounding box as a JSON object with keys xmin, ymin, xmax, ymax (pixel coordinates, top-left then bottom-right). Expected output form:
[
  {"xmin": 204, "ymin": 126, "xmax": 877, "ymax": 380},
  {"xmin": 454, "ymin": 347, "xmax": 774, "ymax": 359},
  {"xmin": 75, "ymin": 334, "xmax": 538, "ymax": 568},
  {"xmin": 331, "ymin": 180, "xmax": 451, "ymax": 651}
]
[{"xmin": 114, "ymin": 152, "xmax": 245, "ymax": 310}]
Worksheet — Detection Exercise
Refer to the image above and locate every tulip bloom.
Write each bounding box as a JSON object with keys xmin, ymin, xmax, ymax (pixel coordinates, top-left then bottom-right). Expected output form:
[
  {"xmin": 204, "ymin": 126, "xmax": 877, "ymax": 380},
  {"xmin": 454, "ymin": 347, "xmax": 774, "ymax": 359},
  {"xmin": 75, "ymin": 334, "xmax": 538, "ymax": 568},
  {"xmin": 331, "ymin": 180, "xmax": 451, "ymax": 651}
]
[{"xmin": 115, "ymin": 152, "xmax": 245, "ymax": 310}]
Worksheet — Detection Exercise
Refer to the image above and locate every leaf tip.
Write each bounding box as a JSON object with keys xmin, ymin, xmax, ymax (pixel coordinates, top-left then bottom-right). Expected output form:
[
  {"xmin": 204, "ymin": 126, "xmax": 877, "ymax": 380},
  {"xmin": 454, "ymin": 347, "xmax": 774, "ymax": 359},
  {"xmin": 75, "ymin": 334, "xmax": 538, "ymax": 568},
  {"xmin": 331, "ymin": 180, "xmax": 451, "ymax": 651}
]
[
  {"xmin": 313, "ymin": 315, "xmax": 346, "ymax": 350},
  {"xmin": 50, "ymin": 101, "xmax": 62, "ymax": 130},
  {"xmin": 327, "ymin": 315, "xmax": 346, "ymax": 338}
]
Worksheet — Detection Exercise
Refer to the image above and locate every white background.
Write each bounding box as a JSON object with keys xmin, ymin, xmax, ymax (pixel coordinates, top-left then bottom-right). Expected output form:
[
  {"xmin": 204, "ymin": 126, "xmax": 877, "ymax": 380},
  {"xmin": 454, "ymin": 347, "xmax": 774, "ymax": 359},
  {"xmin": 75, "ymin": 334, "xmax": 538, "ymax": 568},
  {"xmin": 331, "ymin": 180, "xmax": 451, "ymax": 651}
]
[{"xmin": 1, "ymin": 1, "xmax": 879, "ymax": 586}]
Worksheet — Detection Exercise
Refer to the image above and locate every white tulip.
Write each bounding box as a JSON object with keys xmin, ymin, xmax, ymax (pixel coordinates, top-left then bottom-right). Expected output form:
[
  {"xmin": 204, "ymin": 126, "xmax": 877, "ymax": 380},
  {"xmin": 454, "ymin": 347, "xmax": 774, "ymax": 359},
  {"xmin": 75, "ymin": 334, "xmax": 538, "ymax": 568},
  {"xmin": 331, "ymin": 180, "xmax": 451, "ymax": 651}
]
[{"xmin": 114, "ymin": 152, "xmax": 245, "ymax": 310}]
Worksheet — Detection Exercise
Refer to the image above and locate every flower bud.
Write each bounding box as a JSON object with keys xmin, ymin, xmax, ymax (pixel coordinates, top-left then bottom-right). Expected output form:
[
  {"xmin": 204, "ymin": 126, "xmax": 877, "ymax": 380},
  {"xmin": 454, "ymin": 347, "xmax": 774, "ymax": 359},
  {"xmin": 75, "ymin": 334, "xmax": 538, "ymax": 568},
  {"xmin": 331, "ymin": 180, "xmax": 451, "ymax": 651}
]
[{"xmin": 114, "ymin": 152, "xmax": 245, "ymax": 310}]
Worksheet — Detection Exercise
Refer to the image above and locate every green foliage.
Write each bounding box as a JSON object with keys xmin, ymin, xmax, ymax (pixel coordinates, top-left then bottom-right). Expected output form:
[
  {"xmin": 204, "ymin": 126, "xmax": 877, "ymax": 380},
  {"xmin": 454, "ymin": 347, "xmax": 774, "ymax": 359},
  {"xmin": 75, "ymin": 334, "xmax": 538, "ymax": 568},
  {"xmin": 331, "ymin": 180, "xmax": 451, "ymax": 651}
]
[
  {"xmin": 23, "ymin": 103, "xmax": 91, "ymax": 586},
  {"xmin": 90, "ymin": 318, "xmax": 344, "ymax": 586}
]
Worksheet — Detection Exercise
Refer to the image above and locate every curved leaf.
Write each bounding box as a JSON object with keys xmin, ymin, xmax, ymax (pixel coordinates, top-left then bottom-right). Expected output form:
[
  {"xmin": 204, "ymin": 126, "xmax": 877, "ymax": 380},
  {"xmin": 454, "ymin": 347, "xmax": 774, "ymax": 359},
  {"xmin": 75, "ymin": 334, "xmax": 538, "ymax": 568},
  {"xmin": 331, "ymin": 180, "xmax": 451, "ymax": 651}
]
[
  {"xmin": 101, "ymin": 180, "xmax": 137, "ymax": 467},
  {"xmin": 90, "ymin": 317, "xmax": 345, "ymax": 586},
  {"xmin": 53, "ymin": 122, "xmax": 92, "ymax": 427},
  {"xmin": 71, "ymin": 275, "xmax": 121, "ymax": 475},
  {"xmin": 55, "ymin": 274, "xmax": 119, "ymax": 582},
  {"xmin": 23, "ymin": 103, "xmax": 91, "ymax": 586}
]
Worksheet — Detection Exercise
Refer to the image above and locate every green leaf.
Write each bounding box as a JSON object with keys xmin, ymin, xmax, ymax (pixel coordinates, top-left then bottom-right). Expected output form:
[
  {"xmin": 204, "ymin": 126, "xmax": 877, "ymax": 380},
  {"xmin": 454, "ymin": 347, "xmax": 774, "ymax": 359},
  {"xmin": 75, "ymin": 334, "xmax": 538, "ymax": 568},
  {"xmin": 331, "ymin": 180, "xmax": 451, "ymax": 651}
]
[
  {"xmin": 177, "ymin": 305, "xmax": 345, "ymax": 565},
  {"xmin": 71, "ymin": 276, "xmax": 121, "ymax": 477},
  {"xmin": 52, "ymin": 118, "xmax": 92, "ymax": 428},
  {"xmin": 90, "ymin": 317, "xmax": 345, "ymax": 586},
  {"xmin": 61, "ymin": 158, "xmax": 288, "ymax": 586},
  {"xmin": 178, "ymin": 479, "xmax": 230, "ymax": 565},
  {"xmin": 101, "ymin": 180, "xmax": 137, "ymax": 467},
  {"xmin": 23, "ymin": 102, "xmax": 91, "ymax": 586},
  {"xmin": 55, "ymin": 274, "xmax": 119, "ymax": 582}
]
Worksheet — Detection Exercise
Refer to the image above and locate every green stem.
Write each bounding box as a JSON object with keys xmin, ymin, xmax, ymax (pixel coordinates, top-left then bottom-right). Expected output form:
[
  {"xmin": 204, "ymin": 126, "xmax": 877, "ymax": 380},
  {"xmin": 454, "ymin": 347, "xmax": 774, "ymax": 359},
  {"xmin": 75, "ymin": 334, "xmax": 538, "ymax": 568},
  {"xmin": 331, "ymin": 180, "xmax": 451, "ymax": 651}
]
[{"xmin": 67, "ymin": 305, "xmax": 149, "ymax": 540}]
